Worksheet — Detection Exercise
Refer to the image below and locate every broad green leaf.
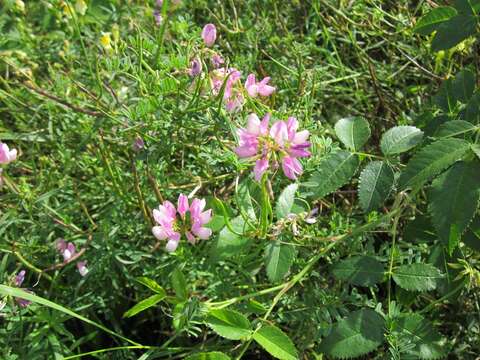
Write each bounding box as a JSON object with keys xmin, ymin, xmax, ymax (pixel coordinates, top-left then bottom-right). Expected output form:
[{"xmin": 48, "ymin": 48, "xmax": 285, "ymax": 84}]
[
  {"xmin": 454, "ymin": 0, "xmax": 480, "ymax": 15},
  {"xmin": 319, "ymin": 309, "xmax": 385, "ymax": 358},
  {"xmin": 434, "ymin": 120, "xmax": 476, "ymax": 139},
  {"xmin": 404, "ymin": 215, "xmax": 437, "ymax": 243},
  {"xmin": 253, "ymin": 325, "xmax": 298, "ymax": 360},
  {"xmin": 451, "ymin": 68, "xmax": 475, "ymax": 103},
  {"xmin": 276, "ymin": 183, "xmax": 298, "ymax": 219},
  {"xmin": 358, "ymin": 161, "xmax": 395, "ymax": 212},
  {"xmin": 206, "ymin": 309, "xmax": 252, "ymax": 340},
  {"xmin": 171, "ymin": 268, "xmax": 188, "ymax": 301},
  {"xmin": 123, "ymin": 294, "xmax": 165, "ymax": 318},
  {"xmin": 135, "ymin": 277, "xmax": 166, "ymax": 296},
  {"xmin": 213, "ymin": 216, "xmax": 251, "ymax": 259},
  {"xmin": 392, "ymin": 263, "xmax": 443, "ymax": 291},
  {"xmin": 465, "ymin": 90, "xmax": 480, "ymax": 123},
  {"xmin": 428, "ymin": 161, "xmax": 480, "ymax": 253},
  {"xmin": 423, "ymin": 115, "xmax": 450, "ymax": 136},
  {"xmin": 434, "ymin": 79, "xmax": 457, "ymax": 113},
  {"xmin": 413, "ymin": 6, "xmax": 457, "ymax": 35},
  {"xmin": 464, "ymin": 215, "xmax": 480, "ymax": 251},
  {"xmin": 0, "ymin": 285, "xmax": 139, "ymax": 346},
  {"xmin": 265, "ymin": 240, "xmax": 295, "ymax": 282},
  {"xmin": 380, "ymin": 126, "xmax": 424, "ymax": 156},
  {"xmin": 332, "ymin": 256, "xmax": 385, "ymax": 286},
  {"xmin": 472, "ymin": 144, "xmax": 480, "ymax": 159},
  {"xmin": 393, "ymin": 313, "xmax": 445, "ymax": 359},
  {"xmin": 431, "ymin": 15, "xmax": 478, "ymax": 51},
  {"xmin": 186, "ymin": 352, "xmax": 231, "ymax": 360},
  {"xmin": 305, "ymin": 151, "xmax": 359, "ymax": 199},
  {"xmin": 334, "ymin": 116, "xmax": 371, "ymax": 151},
  {"xmin": 398, "ymin": 138, "xmax": 470, "ymax": 190}
]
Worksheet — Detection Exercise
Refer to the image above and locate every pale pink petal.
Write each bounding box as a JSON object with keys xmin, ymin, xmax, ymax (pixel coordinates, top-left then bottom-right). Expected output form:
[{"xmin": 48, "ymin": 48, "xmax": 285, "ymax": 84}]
[
  {"xmin": 199, "ymin": 209, "xmax": 212, "ymax": 224},
  {"xmin": 165, "ymin": 239, "xmax": 180, "ymax": 252},
  {"xmin": 260, "ymin": 113, "xmax": 270, "ymax": 135},
  {"xmin": 286, "ymin": 117, "xmax": 299, "ymax": 140},
  {"xmin": 257, "ymin": 84, "xmax": 275, "ymax": 97},
  {"xmin": 293, "ymin": 130, "xmax": 309, "ymax": 144},
  {"xmin": 246, "ymin": 113, "xmax": 261, "ymax": 134},
  {"xmin": 235, "ymin": 145, "xmax": 258, "ymax": 158},
  {"xmin": 185, "ymin": 231, "xmax": 196, "ymax": 244},
  {"xmin": 192, "ymin": 225, "xmax": 212, "ymax": 240},
  {"xmin": 177, "ymin": 194, "xmax": 189, "ymax": 218},
  {"xmin": 282, "ymin": 156, "xmax": 303, "ymax": 180},
  {"xmin": 15, "ymin": 270, "xmax": 26, "ymax": 287},
  {"xmin": 77, "ymin": 261, "xmax": 88, "ymax": 276},
  {"xmin": 56, "ymin": 238, "xmax": 67, "ymax": 252},
  {"xmin": 245, "ymin": 74, "xmax": 258, "ymax": 97},
  {"xmin": 152, "ymin": 226, "xmax": 168, "ymax": 240},
  {"xmin": 270, "ymin": 121, "xmax": 288, "ymax": 146}
]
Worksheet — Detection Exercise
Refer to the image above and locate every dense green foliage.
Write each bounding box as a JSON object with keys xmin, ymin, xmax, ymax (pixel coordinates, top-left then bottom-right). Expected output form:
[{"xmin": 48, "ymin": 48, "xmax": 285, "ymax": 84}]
[{"xmin": 1, "ymin": 0, "xmax": 480, "ymax": 359}]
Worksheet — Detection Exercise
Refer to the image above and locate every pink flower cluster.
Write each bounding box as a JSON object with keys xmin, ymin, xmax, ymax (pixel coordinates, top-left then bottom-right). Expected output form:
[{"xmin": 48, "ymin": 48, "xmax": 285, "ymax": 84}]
[
  {"xmin": 236, "ymin": 113, "xmax": 311, "ymax": 181},
  {"xmin": 152, "ymin": 194, "xmax": 212, "ymax": 252},
  {"xmin": 187, "ymin": 24, "xmax": 275, "ymax": 112},
  {"xmin": 56, "ymin": 239, "xmax": 89, "ymax": 276},
  {"xmin": 0, "ymin": 142, "xmax": 17, "ymax": 165}
]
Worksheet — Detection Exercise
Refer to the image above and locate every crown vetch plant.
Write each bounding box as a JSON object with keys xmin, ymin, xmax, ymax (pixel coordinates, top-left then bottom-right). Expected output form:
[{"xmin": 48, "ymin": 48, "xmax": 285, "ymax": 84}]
[{"xmin": 2, "ymin": 1, "xmax": 480, "ymax": 360}]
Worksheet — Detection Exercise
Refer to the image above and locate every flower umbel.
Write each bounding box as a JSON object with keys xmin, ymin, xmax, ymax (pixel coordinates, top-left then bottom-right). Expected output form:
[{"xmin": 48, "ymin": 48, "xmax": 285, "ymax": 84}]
[
  {"xmin": 152, "ymin": 194, "xmax": 213, "ymax": 252},
  {"xmin": 235, "ymin": 113, "xmax": 310, "ymax": 181}
]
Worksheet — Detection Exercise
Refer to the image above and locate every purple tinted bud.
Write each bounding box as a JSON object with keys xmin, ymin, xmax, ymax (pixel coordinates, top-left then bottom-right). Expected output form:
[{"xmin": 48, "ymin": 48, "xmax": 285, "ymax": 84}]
[
  {"xmin": 16, "ymin": 298, "xmax": 31, "ymax": 308},
  {"xmin": 15, "ymin": 270, "xmax": 26, "ymax": 287},
  {"xmin": 156, "ymin": 0, "xmax": 163, "ymax": 8},
  {"xmin": 211, "ymin": 54, "xmax": 224, "ymax": 68},
  {"xmin": 133, "ymin": 136, "xmax": 145, "ymax": 152},
  {"xmin": 188, "ymin": 58, "xmax": 202, "ymax": 77},
  {"xmin": 154, "ymin": 9, "xmax": 163, "ymax": 26}
]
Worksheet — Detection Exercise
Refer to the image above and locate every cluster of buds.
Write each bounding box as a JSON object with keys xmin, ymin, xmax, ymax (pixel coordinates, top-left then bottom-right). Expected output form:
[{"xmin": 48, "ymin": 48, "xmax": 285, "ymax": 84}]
[
  {"xmin": 152, "ymin": 194, "xmax": 213, "ymax": 252},
  {"xmin": 236, "ymin": 113, "xmax": 311, "ymax": 181},
  {"xmin": 56, "ymin": 239, "xmax": 89, "ymax": 276}
]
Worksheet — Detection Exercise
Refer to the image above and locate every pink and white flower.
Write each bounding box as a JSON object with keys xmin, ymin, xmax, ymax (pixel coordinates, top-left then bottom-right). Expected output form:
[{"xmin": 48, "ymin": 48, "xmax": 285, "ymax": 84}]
[
  {"xmin": 201, "ymin": 24, "xmax": 217, "ymax": 47},
  {"xmin": 77, "ymin": 261, "xmax": 89, "ymax": 276},
  {"xmin": 235, "ymin": 114, "xmax": 310, "ymax": 181},
  {"xmin": 245, "ymin": 74, "xmax": 275, "ymax": 98},
  {"xmin": 210, "ymin": 68, "xmax": 244, "ymax": 112},
  {"xmin": 188, "ymin": 58, "xmax": 202, "ymax": 77},
  {"xmin": 56, "ymin": 239, "xmax": 76, "ymax": 261},
  {"xmin": 0, "ymin": 143, "xmax": 17, "ymax": 165},
  {"xmin": 152, "ymin": 194, "xmax": 212, "ymax": 252}
]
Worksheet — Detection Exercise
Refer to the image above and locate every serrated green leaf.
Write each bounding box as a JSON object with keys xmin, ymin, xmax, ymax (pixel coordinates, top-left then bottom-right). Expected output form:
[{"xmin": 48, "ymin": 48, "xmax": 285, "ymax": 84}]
[
  {"xmin": 380, "ymin": 126, "xmax": 424, "ymax": 156},
  {"xmin": 358, "ymin": 161, "xmax": 394, "ymax": 212},
  {"xmin": 413, "ymin": 6, "xmax": 457, "ymax": 35},
  {"xmin": 276, "ymin": 183, "xmax": 298, "ymax": 219},
  {"xmin": 206, "ymin": 309, "xmax": 252, "ymax": 340},
  {"xmin": 332, "ymin": 256, "xmax": 385, "ymax": 287},
  {"xmin": 451, "ymin": 68, "xmax": 476, "ymax": 103},
  {"xmin": 171, "ymin": 268, "xmax": 188, "ymax": 301},
  {"xmin": 213, "ymin": 216, "xmax": 251, "ymax": 259},
  {"xmin": 135, "ymin": 277, "xmax": 166, "ymax": 296},
  {"xmin": 399, "ymin": 138, "xmax": 470, "ymax": 190},
  {"xmin": 428, "ymin": 161, "xmax": 480, "ymax": 253},
  {"xmin": 434, "ymin": 120, "xmax": 476, "ymax": 139},
  {"xmin": 265, "ymin": 240, "xmax": 295, "ymax": 283},
  {"xmin": 319, "ymin": 309, "xmax": 385, "ymax": 359},
  {"xmin": 393, "ymin": 313, "xmax": 445, "ymax": 359},
  {"xmin": 431, "ymin": 15, "xmax": 478, "ymax": 51},
  {"xmin": 392, "ymin": 263, "xmax": 443, "ymax": 291},
  {"xmin": 334, "ymin": 117, "xmax": 371, "ymax": 151},
  {"xmin": 185, "ymin": 352, "xmax": 231, "ymax": 360},
  {"xmin": 305, "ymin": 151, "xmax": 359, "ymax": 199},
  {"xmin": 253, "ymin": 325, "xmax": 298, "ymax": 360},
  {"xmin": 472, "ymin": 144, "xmax": 480, "ymax": 159},
  {"xmin": 123, "ymin": 294, "xmax": 165, "ymax": 318}
]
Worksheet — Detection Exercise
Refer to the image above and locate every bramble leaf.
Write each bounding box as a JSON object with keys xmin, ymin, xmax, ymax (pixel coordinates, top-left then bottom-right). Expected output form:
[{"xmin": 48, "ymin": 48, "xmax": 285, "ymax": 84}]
[
  {"xmin": 334, "ymin": 117, "xmax": 371, "ymax": 151},
  {"xmin": 206, "ymin": 309, "xmax": 252, "ymax": 340},
  {"xmin": 380, "ymin": 126, "xmax": 423, "ymax": 156},
  {"xmin": 319, "ymin": 309, "xmax": 385, "ymax": 359},
  {"xmin": 253, "ymin": 325, "xmax": 298, "ymax": 360},
  {"xmin": 399, "ymin": 138, "xmax": 470, "ymax": 190},
  {"xmin": 428, "ymin": 161, "xmax": 480, "ymax": 253},
  {"xmin": 358, "ymin": 161, "xmax": 395, "ymax": 212},
  {"xmin": 305, "ymin": 151, "xmax": 359, "ymax": 199},
  {"xmin": 392, "ymin": 263, "xmax": 443, "ymax": 291},
  {"xmin": 332, "ymin": 256, "xmax": 385, "ymax": 286}
]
